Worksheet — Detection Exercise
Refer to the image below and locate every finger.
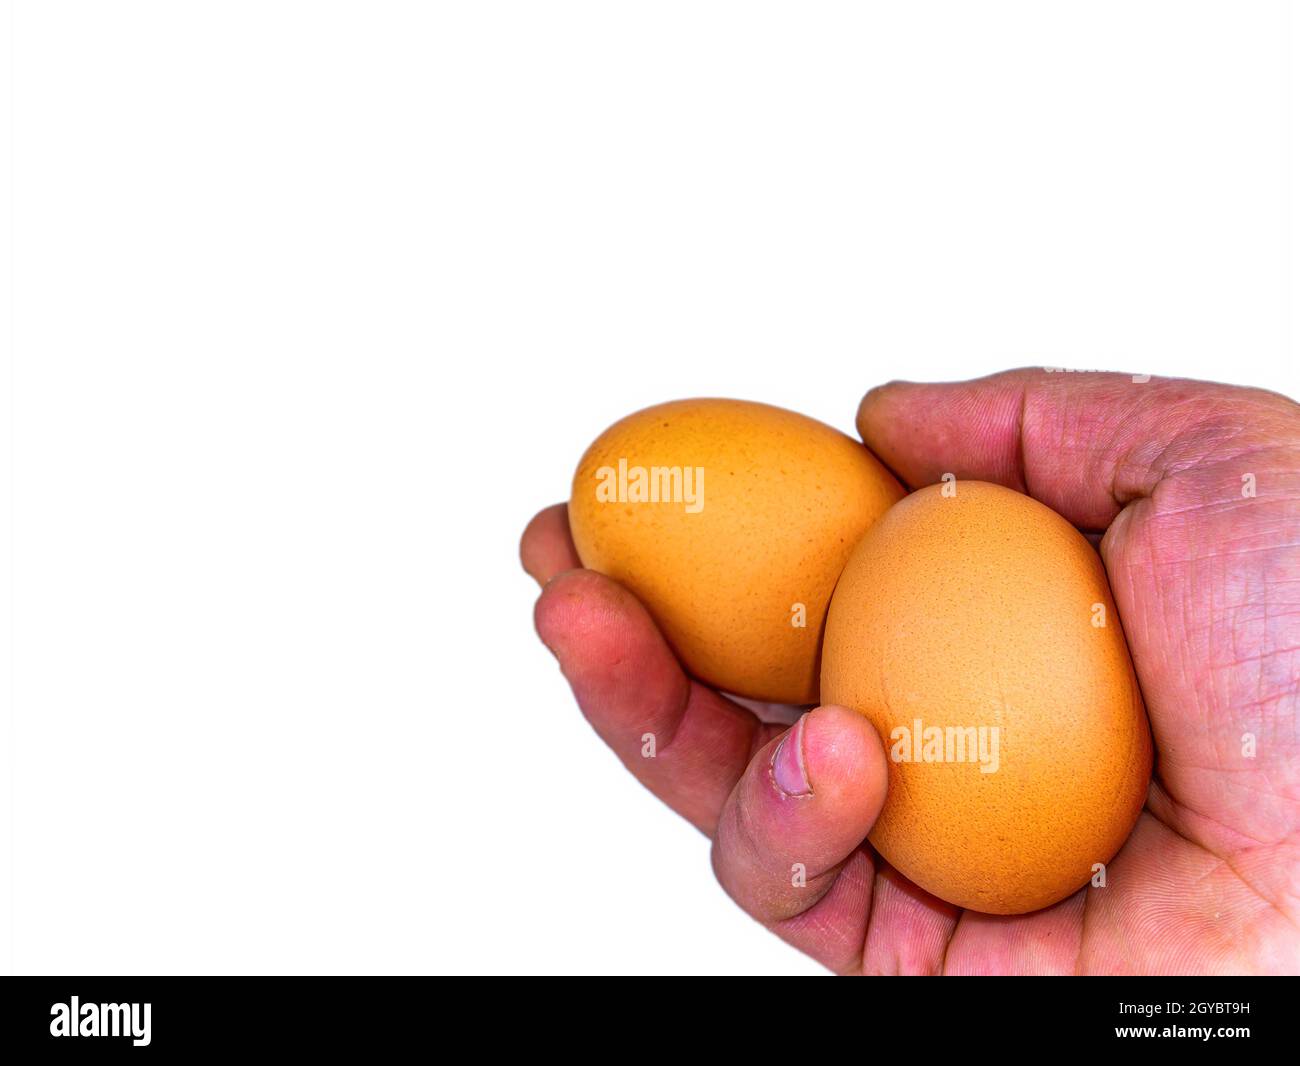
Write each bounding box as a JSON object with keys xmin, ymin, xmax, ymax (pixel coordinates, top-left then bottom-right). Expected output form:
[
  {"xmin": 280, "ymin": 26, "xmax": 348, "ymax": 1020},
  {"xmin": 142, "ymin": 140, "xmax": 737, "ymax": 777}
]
[
  {"xmin": 940, "ymin": 892, "xmax": 1086, "ymax": 975},
  {"xmin": 534, "ymin": 569, "xmax": 775, "ymax": 835},
  {"xmin": 711, "ymin": 705, "xmax": 889, "ymax": 974},
  {"xmin": 856, "ymin": 368, "xmax": 1295, "ymax": 530},
  {"xmin": 860, "ymin": 865, "xmax": 959, "ymax": 975},
  {"xmin": 520, "ymin": 503, "xmax": 581, "ymax": 585}
]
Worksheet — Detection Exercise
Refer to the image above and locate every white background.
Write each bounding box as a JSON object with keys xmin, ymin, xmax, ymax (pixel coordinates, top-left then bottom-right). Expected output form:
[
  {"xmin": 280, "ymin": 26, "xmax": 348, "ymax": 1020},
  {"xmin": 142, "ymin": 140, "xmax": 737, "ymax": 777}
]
[{"xmin": 2, "ymin": 2, "xmax": 1296, "ymax": 975}]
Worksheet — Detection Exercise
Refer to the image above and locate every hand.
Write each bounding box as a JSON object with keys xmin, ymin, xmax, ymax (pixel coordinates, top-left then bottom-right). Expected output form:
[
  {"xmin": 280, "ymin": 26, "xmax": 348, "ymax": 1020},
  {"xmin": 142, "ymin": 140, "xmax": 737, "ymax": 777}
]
[{"xmin": 521, "ymin": 370, "xmax": 1300, "ymax": 974}]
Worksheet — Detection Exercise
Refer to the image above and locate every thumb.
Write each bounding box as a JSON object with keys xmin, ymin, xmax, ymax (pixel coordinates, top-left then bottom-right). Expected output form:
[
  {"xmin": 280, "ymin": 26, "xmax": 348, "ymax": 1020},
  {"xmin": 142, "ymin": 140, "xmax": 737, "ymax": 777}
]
[{"xmin": 710, "ymin": 704, "xmax": 896, "ymax": 973}]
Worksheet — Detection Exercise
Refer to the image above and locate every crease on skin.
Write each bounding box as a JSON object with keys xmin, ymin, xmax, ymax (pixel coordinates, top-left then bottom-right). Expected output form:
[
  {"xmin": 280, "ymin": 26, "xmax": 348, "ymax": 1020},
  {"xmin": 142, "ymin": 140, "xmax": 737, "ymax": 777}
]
[
  {"xmin": 1221, "ymin": 689, "xmax": 1300, "ymax": 715},
  {"xmin": 1119, "ymin": 400, "xmax": 1223, "ymax": 506},
  {"xmin": 1144, "ymin": 478, "xmax": 1300, "ymax": 526},
  {"xmin": 1145, "ymin": 783, "xmax": 1300, "ymax": 932},
  {"xmin": 1154, "ymin": 771, "xmax": 1295, "ymax": 850},
  {"xmin": 1163, "ymin": 541, "xmax": 1300, "ymax": 564},
  {"xmin": 774, "ymin": 855, "xmax": 879, "ymax": 976},
  {"xmin": 1259, "ymin": 593, "xmax": 1270, "ymax": 721},
  {"xmin": 1152, "ymin": 394, "xmax": 1256, "ymax": 472},
  {"xmin": 674, "ymin": 698, "xmax": 784, "ymax": 840},
  {"xmin": 1165, "ymin": 440, "xmax": 1299, "ymax": 477},
  {"xmin": 1217, "ymin": 644, "xmax": 1300, "ymax": 669},
  {"xmin": 1102, "ymin": 396, "xmax": 1149, "ymax": 511},
  {"xmin": 857, "ymin": 856, "xmax": 886, "ymax": 976},
  {"xmin": 1258, "ymin": 595, "xmax": 1275, "ymax": 739},
  {"xmin": 857, "ymin": 857, "xmax": 930, "ymax": 972},
  {"xmin": 1073, "ymin": 879, "xmax": 1095, "ymax": 975},
  {"xmin": 1160, "ymin": 757, "xmax": 1298, "ymax": 782},
  {"xmin": 1155, "ymin": 500, "xmax": 1298, "ymax": 527},
  {"xmin": 858, "ymin": 861, "xmax": 953, "ymax": 976},
  {"xmin": 1177, "ymin": 833, "xmax": 1300, "ymax": 940},
  {"xmin": 726, "ymin": 798, "xmax": 841, "ymax": 921},
  {"xmin": 1014, "ymin": 383, "xmax": 1030, "ymax": 497},
  {"xmin": 937, "ymin": 910, "xmax": 956, "ymax": 976},
  {"xmin": 1159, "ymin": 421, "xmax": 1257, "ymax": 482},
  {"xmin": 793, "ymin": 913, "xmax": 860, "ymax": 976},
  {"xmin": 649, "ymin": 678, "xmax": 709, "ymax": 760},
  {"xmin": 716, "ymin": 793, "xmax": 766, "ymax": 889}
]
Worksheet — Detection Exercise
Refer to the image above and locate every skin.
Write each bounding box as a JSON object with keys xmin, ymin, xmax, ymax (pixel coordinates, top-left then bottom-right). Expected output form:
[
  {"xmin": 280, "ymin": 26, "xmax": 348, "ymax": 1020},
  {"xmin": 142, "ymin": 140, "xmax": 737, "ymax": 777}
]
[{"xmin": 521, "ymin": 370, "xmax": 1300, "ymax": 974}]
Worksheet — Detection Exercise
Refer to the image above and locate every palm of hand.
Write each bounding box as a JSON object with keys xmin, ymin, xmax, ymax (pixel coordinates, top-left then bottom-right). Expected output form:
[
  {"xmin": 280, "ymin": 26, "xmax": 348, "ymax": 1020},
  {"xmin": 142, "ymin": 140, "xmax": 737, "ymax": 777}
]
[{"xmin": 523, "ymin": 371, "xmax": 1300, "ymax": 974}]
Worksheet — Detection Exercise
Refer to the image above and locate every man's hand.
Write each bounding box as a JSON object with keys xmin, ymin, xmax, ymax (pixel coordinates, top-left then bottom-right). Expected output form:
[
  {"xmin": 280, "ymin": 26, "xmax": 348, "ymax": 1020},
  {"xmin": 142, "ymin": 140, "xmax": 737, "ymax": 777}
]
[{"xmin": 522, "ymin": 370, "xmax": 1300, "ymax": 974}]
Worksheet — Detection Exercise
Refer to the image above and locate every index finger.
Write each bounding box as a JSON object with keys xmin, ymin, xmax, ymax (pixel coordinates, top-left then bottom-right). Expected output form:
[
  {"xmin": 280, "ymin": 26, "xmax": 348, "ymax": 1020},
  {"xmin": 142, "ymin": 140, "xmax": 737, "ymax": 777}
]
[{"xmin": 855, "ymin": 368, "xmax": 1296, "ymax": 530}]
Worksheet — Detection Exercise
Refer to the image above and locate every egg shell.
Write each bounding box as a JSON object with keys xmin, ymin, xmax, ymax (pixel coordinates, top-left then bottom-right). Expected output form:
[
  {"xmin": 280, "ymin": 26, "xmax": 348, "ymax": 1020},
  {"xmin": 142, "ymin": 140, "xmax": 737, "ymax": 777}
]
[
  {"xmin": 821, "ymin": 480, "xmax": 1152, "ymax": 914},
  {"xmin": 568, "ymin": 398, "xmax": 904, "ymax": 704}
]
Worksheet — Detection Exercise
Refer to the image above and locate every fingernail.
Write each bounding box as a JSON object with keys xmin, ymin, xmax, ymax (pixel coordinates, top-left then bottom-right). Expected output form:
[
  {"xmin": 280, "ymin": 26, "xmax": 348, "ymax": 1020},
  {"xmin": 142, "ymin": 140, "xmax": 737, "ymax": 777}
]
[{"xmin": 772, "ymin": 713, "xmax": 812, "ymax": 796}]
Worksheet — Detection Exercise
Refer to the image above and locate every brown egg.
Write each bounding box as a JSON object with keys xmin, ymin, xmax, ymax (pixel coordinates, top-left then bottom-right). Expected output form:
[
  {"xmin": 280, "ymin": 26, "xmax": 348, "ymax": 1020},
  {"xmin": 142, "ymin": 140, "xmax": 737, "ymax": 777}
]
[
  {"xmin": 568, "ymin": 398, "xmax": 903, "ymax": 704},
  {"xmin": 821, "ymin": 480, "xmax": 1151, "ymax": 914}
]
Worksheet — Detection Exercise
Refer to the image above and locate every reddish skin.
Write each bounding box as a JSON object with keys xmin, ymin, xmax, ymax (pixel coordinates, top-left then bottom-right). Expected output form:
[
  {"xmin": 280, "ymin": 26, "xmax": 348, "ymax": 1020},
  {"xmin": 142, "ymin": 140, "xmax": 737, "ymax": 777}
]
[{"xmin": 522, "ymin": 371, "xmax": 1300, "ymax": 974}]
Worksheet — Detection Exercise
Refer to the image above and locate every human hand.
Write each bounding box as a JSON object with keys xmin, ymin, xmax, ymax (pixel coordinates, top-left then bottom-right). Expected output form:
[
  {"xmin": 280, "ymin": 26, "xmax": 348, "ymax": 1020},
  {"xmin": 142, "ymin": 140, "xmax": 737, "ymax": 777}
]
[{"xmin": 522, "ymin": 370, "xmax": 1300, "ymax": 974}]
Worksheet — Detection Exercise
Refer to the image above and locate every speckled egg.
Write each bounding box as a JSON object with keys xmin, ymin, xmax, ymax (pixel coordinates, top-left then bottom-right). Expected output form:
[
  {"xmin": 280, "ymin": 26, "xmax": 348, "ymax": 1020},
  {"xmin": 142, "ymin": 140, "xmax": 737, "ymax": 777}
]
[
  {"xmin": 568, "ymin": 398, "xmax": 904, "ymax": 704},
  {"xmin": 821, "ymin": 480, "xmax": 1152, "ymax": 914}
]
